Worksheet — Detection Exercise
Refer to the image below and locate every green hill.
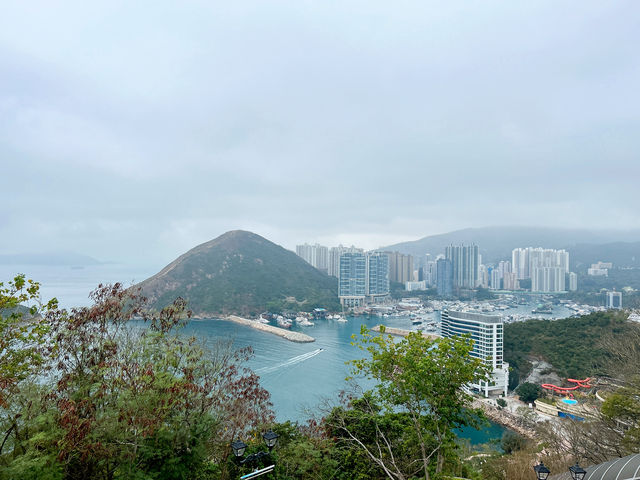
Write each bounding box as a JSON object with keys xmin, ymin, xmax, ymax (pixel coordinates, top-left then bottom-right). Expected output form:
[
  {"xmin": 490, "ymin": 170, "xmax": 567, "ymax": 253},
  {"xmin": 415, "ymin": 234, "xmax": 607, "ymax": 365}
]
[
  {"xmin": 503, "ymin": 310, "xmax": 635, "ymax": 389},
  {"xmin": 136, "ymin": 230, "xmax": 339, "ymax": 317}
]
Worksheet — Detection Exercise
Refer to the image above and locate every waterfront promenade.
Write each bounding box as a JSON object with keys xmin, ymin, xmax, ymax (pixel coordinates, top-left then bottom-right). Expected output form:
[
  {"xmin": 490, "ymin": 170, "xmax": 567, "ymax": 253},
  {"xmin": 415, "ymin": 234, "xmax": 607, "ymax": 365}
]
[{"xmin": 226, "ymin": 315, "xmax": 315, "ymax": 343}]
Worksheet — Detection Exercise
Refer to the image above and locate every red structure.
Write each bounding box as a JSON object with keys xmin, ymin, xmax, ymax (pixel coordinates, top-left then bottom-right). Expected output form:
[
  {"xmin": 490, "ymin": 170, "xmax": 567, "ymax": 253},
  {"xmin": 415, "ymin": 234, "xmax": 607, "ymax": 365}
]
[{"xmin": 541, "ymin": 378, "xmax": 592, "ymax": 395}]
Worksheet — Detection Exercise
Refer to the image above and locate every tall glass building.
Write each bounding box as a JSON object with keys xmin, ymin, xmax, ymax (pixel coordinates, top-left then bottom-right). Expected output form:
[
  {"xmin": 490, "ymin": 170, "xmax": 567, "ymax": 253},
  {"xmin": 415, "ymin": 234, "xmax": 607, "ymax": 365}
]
[
  {"xmin": 338, "ymin": 252, "xmax": 389, "ymax": 307},
  {"xmin": 440, "ymin": 310, "xmax": 509, "ymax": 397},
  {"xmin": 436, "ymin": 258, "xmax": 453, "ymax": 297},
  {"xmin": 445, "ymin": 244, "xmax": 479, "ymax": 289}
]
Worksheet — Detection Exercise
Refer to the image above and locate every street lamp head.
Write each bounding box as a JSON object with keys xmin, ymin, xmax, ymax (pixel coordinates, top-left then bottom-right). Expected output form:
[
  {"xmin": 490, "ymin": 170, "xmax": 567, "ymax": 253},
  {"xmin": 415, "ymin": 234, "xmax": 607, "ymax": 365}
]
[
  {"xmin": 231, "ymin": 440, "xmax": 248, "ymax": 458},
  {"xmin": 263, "ymin": 430, "xmax": 279, "ymax": 450},
  {"xmin": 534, "ymin": 461, "xmax": 551, "ymax": 480},
  {"xmin": 569, "ymin": 462, "xmax": 587, "ymax": 480}
]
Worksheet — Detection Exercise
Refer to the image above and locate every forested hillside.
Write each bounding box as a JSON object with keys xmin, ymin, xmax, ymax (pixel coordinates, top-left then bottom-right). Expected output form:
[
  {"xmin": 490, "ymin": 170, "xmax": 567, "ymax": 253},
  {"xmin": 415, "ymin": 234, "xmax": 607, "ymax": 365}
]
[{"xmin": 504, "ymin": 310, "xmax": 634, "ymax": 388}]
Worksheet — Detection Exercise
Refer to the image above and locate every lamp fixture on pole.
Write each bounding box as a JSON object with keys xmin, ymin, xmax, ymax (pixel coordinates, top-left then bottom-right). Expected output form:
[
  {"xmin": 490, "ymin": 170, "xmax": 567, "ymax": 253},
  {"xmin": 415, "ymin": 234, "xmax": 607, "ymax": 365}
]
[
  {"xmin": 534, "ymin": 461, "xmax": 551, "ymax": 480},
  {"xmin": 569, "ymin": 462, "xmax": 587, "ymax": 480},
  {"xmin": 231, "ymin": 431, "xmax": 280, "ymax": 466}
]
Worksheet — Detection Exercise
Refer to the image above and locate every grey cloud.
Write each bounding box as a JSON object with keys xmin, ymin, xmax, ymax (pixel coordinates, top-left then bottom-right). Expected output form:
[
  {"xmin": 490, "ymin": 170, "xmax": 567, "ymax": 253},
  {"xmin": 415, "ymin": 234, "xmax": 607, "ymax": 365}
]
[{"xmin": 1, "ymin": 0, "xmax": 639, "ymax": 266}]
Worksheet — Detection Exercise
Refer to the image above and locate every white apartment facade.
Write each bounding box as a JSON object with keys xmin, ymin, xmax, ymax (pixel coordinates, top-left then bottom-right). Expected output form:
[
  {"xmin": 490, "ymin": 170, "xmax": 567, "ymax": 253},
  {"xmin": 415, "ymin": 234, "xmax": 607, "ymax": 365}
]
[{"xmin": 440, "ymin": 310, "xmax": 509, "ymax": 397}]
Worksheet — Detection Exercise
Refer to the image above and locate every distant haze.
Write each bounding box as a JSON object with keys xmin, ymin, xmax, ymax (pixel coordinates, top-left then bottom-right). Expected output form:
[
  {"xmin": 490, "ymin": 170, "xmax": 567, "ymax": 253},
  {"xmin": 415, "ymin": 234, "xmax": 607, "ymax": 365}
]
[{"xmin": 1, "ymin": 1, "xmax": 639, "ymax": 267}]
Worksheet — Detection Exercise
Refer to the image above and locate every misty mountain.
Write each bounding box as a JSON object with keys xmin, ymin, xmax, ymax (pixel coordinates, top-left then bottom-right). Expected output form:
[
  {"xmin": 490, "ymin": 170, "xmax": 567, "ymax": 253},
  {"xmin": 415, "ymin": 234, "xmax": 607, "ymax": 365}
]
[
  {"xmin": 569, "ymin": 242, "xmax": 640, "ymax": 270},
  {"xmin": 0, "ymin": 252, "xmax": 102, "ymax": 266},
  {"xmin": 382, "ymin": 226, "xmax": 640, "ymax": 264},
  {"xmin": 136, "ymin": 230, "xmax": 339, "ymax": 317}
]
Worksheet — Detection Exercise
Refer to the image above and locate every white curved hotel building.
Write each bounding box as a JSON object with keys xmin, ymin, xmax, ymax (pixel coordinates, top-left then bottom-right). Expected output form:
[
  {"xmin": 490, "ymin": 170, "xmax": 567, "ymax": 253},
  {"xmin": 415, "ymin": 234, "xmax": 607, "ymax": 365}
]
[{"xmin": 441, "ymin": 310, "xmax": 509, "ymax": 397}]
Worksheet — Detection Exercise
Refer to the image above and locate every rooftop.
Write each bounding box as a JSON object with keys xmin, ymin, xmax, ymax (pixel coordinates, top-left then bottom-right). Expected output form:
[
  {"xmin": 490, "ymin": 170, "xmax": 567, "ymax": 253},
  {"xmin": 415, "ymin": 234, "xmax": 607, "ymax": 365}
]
[
  {"xmin": 442, "ymin": 310, "xmax": 503, "ymax": 324},
  {"xmin": 550, "ymin": 454, "xmax": 640, "ymax": 480}
]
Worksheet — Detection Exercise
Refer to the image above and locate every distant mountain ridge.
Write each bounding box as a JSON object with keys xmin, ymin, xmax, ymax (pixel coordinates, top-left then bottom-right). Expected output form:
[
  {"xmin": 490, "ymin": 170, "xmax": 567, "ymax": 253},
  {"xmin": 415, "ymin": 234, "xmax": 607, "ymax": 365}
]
[
  {"xmin": 382, "ymin": 226, "xmax": 640, "ymax": 265},
  {"xmin": 136, "ymin": 230, "xmax": 339, "ymax": 316},
  {"xmin": 0, "ymin": 252, "xmax": 101, "ymax": 266}
]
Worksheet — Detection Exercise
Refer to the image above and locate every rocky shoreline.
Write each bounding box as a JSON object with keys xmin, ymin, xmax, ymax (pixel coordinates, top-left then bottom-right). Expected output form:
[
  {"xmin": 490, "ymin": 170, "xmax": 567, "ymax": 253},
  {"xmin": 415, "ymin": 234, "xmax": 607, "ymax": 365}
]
[{"xmin": 473, "ymin": 399, "xmax": 537, "ymax": 439}]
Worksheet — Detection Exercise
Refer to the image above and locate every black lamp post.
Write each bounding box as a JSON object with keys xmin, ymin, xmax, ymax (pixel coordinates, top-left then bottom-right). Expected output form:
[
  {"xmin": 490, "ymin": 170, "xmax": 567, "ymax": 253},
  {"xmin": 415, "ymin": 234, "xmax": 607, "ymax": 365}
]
[
  {"xmin": 231, "ymin": 430, "xmax": 280, "ymax": 465},
  {"xmin": 569, "ymin": 462, "xmax": 587, "ymax": 480},
  {"xmin": 534, "ymin": 462, "xmax": 551, "ymax": 480}
]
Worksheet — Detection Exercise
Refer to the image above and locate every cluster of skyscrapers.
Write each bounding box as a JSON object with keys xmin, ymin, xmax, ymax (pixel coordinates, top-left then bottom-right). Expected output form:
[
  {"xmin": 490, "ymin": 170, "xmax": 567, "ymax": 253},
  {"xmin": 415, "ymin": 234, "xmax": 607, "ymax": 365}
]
[
  {"xmin": 296, "ymin": 242, "xmax": 579, "ymax": 299},
  {"xmin": 511, "ymin": 247, "xmax": 573, "ymax": 292}
]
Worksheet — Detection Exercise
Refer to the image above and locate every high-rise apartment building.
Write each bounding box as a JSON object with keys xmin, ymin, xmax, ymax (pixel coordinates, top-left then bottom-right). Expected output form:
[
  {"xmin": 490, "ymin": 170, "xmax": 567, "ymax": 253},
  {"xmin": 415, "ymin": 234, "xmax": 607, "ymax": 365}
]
[
  {"xmin": 568, "ymin": 272, "xmax": 578, "ymax": 292},
  {"xmin": 512, "ymin": 247, "xmax": 570, "ymax": 292},
  {"xmin": 478, "ymin": 264, "xmax": 489, "ymax": 288},
  {"xmin": 498, "ymin": 261, "xmax": 511, "ymax": 277},
  {"xmin": 440, "ymin": 310, "xmax": 509, "ymax": 397},
  {"xmin": 531, "ymin": 267, "xmax": 566, "ymax": 292},
  {"xmin": 339, "ymin": 252, "xmax": 367, "ymax": 307},
  {"xmin": 296, "ymin": 243, "xmax": 329, "ymax": 273},
  {"xmin": 425, "ymin": 261, "xmax": 438, "ymax": 287},
  {"xmin": 366, "ymin": 252, "xmax": 390, "ymax": 301},
  {"xmin": 436, "ymin": 258, "xmax": 453, "ymax": 297},
  {"xmin": 386, "ymin": 251, "xmax": 414, "ymax": 284},
  {"xmin": 338, "ymin": 251, "xmax": 389, "ymax": 307},
  {"xmin": 328, "ymin": 245, "xmax": 363, "ymax": 277},
  {"xmin": 445, "ymin": 244, "xmax": 479, "ymax": 289},
  {"xmin": 490, "ymin": 268, "xmax": 502, "ymax": 290},
  {"xmin": 502, "ymin": 272, "xmax": 518, "ymax": 290}
]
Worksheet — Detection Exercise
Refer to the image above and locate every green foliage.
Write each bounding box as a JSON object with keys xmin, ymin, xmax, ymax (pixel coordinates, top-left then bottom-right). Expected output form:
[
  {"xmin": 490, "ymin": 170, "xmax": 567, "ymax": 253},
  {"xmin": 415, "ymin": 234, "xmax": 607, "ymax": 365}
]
[
  {"xmin": 0, "ymin": 283, "xmax": 274, "ymax": 480},
  {"xmin": 267, "ymin": 421, "xmax": 339, "ymax": 480},
  {"xmin": 139, "ymin": 231, "xmax": 340, "ymax": 316},
  {"xmin": 0, "ymin": 274, "xmax": 57, "ymax": 406},
  {"xmin": 504, "ymin": 310, "xmax": 633, "ymax": 386},
  {"xmin": 496, "ymin": 398, "xmax": 507, "ymax": 408},
  {"xmin": 329, "ymin": 326, "xmax": 491, "ymax": 480},
  {"xmin": 601, "ymin": 382, "xmax": 640, "ymax": 451},
  {"xmin": 515, "ymin": 383, "xmax": 542, "ymax": 403},
  {"xmin": 500, "ymin": 431, "xmax": 527, "ymax": 454}
]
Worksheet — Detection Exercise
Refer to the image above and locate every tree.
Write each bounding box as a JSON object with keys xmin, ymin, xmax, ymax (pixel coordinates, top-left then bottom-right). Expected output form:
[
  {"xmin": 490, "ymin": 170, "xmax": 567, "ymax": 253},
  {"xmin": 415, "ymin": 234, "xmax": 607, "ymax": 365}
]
[
  {"xmin": 500, "ymin": 431, "xmax": 527, "ymax": 454},
  {"xmin": 1, "ymin": 283, "xmax": 274, "ymax": 479},
  {"xmin": 327, "ymin": 326, "xmax": 490, "ymax": 480},
  {"xmin": 0, "ymin": 275, "xmax": 57, "ymax": 407},
  {"xmin": 515, "ymin": 383, "xmax": 542, "ymax": 403}
]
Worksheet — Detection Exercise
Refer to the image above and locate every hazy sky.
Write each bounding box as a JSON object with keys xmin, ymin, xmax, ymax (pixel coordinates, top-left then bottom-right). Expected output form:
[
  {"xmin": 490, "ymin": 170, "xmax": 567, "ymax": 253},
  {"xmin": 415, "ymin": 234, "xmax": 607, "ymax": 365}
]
[{"xmin": 2, "ymin": 1, "xmax": 639, "ymax": 267}]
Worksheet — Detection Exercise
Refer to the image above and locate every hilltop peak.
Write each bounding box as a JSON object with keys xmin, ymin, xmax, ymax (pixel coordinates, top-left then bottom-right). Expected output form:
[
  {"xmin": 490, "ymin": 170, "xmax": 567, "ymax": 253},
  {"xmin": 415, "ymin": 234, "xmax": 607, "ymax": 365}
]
[{"xmin": 136, "ymin": 231, "xmax": 338, "ymax": 316}]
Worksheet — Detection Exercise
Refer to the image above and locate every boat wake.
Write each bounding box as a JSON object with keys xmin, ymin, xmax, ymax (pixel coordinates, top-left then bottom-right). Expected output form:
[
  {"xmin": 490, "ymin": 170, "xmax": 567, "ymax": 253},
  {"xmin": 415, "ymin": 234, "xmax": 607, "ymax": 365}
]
[{"xmin": 256, "ymin": 348, "xmax": 324, "ymax": 374}]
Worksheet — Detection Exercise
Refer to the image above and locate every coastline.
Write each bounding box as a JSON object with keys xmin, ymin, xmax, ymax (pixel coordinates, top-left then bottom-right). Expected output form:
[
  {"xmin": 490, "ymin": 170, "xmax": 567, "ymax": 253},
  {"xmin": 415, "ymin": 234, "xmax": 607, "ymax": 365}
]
[
  {"xmin": 372, "ymin": 325, "xmax": 439, "ymax": 340},
  {"xmin": 225, "ymin": 315, "xmax": 315, "ymax": 343},
  {"xmin": 472, "ymin": 399, "xmax": 537, "ymax": 439}
]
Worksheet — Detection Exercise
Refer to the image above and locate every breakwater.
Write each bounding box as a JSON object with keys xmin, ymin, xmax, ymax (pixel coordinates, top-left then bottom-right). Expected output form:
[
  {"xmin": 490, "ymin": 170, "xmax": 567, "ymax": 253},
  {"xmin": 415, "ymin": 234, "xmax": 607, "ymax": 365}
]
[
  {"xmin": 372, "ymin": 325, "xmax": 439, "ymax": 340},
  {"xmin": 226, "ymin": 315, "xmax": 315, "ymax": 343}
]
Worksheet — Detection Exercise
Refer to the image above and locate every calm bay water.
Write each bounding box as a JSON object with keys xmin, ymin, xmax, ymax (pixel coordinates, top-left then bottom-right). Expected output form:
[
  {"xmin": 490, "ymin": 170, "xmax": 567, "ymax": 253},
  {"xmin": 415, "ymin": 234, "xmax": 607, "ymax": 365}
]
[{"xmin": 182, "ymin": 314, "xmax": 508, "ymax": 446}]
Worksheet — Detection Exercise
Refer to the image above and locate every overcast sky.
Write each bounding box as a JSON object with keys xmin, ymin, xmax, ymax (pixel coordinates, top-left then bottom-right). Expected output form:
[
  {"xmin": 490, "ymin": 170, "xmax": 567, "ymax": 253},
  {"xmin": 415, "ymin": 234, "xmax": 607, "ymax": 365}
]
[{"xmin": 1, "ymin": 1, "xmax": 639, "ymax": 267}]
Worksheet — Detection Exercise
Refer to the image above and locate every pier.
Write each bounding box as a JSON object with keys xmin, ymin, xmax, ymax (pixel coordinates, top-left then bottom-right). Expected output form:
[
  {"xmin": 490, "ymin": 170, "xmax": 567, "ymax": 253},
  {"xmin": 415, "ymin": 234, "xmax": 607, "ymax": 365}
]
[
  {"xmin": 372, "ymin": 325, "xmax": 439, "ymax": 340},
  {"xmin": 226, "ymin": 315, "xmax": 315, "ymax": 343}
]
